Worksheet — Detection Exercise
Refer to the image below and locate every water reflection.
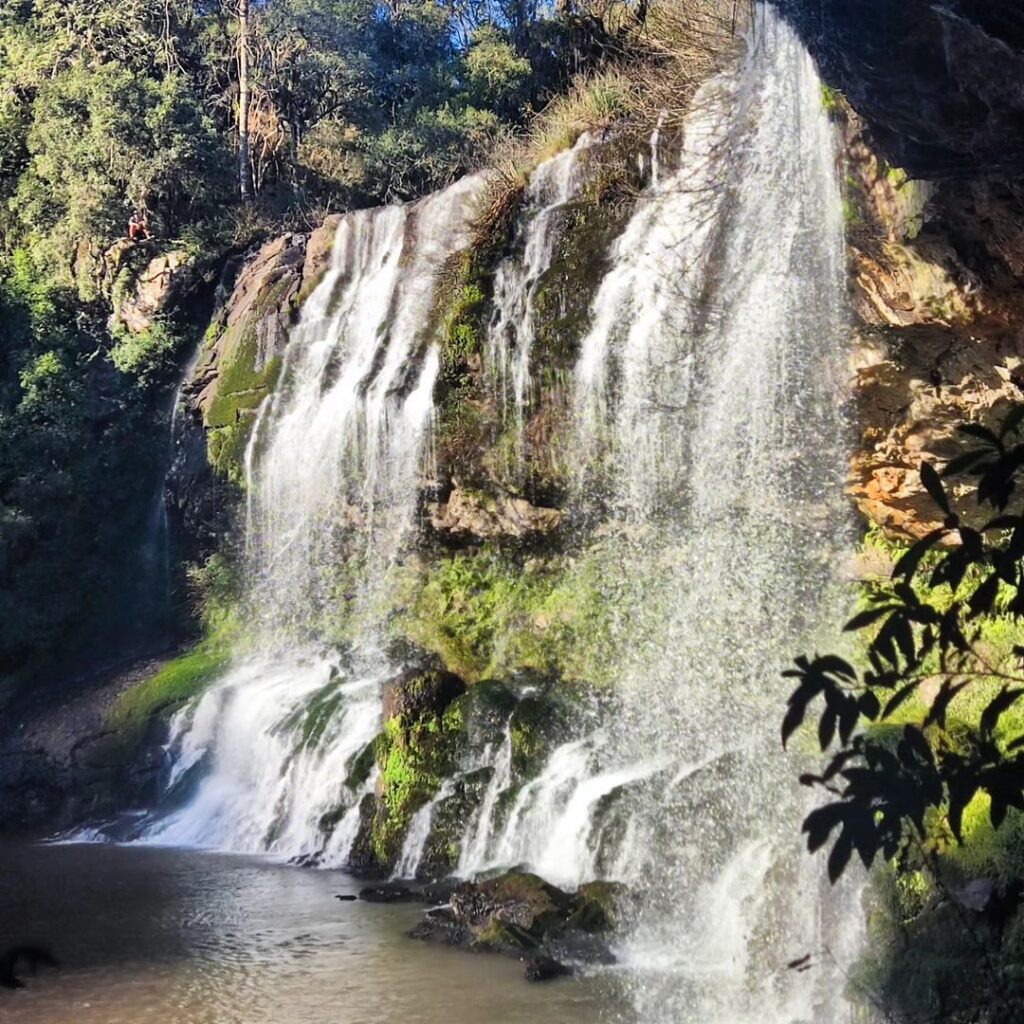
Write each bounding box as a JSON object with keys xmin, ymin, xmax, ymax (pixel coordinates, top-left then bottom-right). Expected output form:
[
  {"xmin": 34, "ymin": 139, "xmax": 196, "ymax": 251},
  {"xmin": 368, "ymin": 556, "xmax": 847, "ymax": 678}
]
[{"xmin": 0, "ymin": 843, "xmax": 617, "ymax": 1023}]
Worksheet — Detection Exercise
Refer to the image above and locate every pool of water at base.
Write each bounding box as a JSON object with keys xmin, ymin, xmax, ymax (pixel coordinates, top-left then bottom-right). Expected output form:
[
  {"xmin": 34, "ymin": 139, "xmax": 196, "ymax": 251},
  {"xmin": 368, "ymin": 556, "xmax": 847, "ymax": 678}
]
[{"xmin": 0, "ymin": 841, "xmax": 620, "ymax": 1024}]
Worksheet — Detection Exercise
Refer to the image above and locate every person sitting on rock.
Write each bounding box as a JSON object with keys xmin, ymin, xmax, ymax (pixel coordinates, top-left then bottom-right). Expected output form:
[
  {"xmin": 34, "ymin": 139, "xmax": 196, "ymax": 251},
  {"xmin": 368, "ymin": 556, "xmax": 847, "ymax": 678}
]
[{"xmin": 128, "ymin": 211, "xmax": 151, "ymax": 242}]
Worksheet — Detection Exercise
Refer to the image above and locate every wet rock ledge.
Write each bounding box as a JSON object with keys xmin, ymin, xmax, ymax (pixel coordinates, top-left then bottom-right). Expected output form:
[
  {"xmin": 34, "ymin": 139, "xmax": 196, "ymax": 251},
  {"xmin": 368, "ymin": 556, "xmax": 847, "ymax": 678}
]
[{"xmin": 354, "ymin": 871, "xmax": 627, "ymax": 982}]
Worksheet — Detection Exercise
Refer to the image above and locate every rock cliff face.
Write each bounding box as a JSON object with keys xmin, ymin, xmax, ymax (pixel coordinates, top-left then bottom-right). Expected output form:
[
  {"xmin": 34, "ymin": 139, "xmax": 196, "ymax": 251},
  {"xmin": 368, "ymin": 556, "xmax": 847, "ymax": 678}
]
[
  {"xmin": 0, "ymin": 652, "xmax": 174, "ymax": 832},
  {"xmin": 159, "ymin": 5, "xmax": 1024, "ymax": 550},
  {"xmin": 759, "ymin": 1, "xmax": 1024, "ymax": 539},
  {"xmin": 166, "ymin": 220, "xmax": 338, "ymax": 550},
  {"xmin": 844, "ymin": 101, "xmax": 1024, "ymax": 537},
  {"xmin": 177, "ymin": 178, "xmax": 1024, "ymax": 549},
  {"xmin": 114, "ymin": 249, "xmax": 194, "ymax": 335},
  {"xmin": 785, "ymin": 0, "xmax": 1024, "ymax": 179}
]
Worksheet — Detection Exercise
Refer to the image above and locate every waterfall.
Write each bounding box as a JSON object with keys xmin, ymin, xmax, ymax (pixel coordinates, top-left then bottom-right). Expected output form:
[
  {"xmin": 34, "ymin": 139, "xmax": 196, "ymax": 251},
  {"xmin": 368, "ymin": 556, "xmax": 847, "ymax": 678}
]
[
  {"xmin": 451, "ymin": 5, "xmax": 855, "ymax": 1021},
  {"xmin": 129, "ymin": 1, "xmax": 856, "ymax": 1017},
  {"xmin": 137, "ymin": 175, "xmax": 486, "ymax": 861},
  {"xmin": 247, "ymin": 175, "xmax": 484, "ymax": 635},
  {"xmin": 485, "ymin": 134, "xmax": 595, "ymax": 453}
]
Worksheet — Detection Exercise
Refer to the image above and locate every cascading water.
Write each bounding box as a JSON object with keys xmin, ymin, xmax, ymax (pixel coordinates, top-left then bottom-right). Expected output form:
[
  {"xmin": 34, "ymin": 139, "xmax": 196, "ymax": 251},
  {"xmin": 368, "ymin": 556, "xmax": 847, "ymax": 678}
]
[
  {"xmin": 455, "ymin": 5, "xmax": 856, "ymax": 1021},
  {"xmin": 248, "ymin": 175, "xmax": 484, "ymax": 634},
  {"xmin": 127, "ymin": 2, "xmax": 857, "ymax": 1018},
  {"xmin": 485, "ymin": 132, "xmax": 595, "ymax": 434},
  {"xmin": 137, "ymin": 176, "xmax": 485, "ymax": 861}
]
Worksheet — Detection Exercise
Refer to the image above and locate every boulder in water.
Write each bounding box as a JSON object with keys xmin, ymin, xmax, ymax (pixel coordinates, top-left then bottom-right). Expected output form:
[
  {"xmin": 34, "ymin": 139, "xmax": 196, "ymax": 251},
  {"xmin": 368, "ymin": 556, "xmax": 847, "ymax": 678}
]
[
  {"xmin": 406, "ymin": 870, "xmax": 622, "ymax": 970},
  {"xmin": 369, "ymin": 663, "xmax": 469, "ymax": 871}
]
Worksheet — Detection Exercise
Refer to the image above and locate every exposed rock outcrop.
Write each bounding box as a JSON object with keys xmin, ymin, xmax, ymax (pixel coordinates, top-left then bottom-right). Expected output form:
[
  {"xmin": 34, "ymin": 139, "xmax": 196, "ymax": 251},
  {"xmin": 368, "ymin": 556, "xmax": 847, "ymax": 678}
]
[
  {"xmin": 363, "ymin": 663, "xmax": 468, "ymax": 872},
  {"xmin": 427, "ymin": 486, "xmax": 563, "ymax": 541},
  {"xmin": 115, "ymin": 249, "xmax": 194, "ymax": 334},
  {"xmin": 787, "ymin": 1, "xmax": 1024, "ymax": 179},
  {"xmin": 407, "ymin": 871, "xmax": 625, "ymax": 977},
  {"xmin": 166, "ymin": 218, "xmax": 338, "ymax": 550},
  {"xmin": 0, "ymin": 651, "xmax": 178, "ymax": 832},
  {"xmin": 843, "ymin": 101, "xmax": 1024, "ymax": 537}
]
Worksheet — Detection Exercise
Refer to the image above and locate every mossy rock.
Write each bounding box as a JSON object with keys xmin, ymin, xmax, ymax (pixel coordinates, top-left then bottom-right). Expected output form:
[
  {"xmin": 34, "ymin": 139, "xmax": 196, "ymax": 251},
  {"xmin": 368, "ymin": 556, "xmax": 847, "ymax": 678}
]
[
  {"xmin": 410, "ymin": 869, "xmax": 618, "ymax": 967},
  {"xmin": 76, "ymin": 644, "xmax": 229, "ymax": 813},
  {"xmin": 570, "ymin": 881, "xmax": 629, "ymax": 933},
  {"xmin": 278, "ymin": 676, "xmax": 346, "ymax": 752},
  {"xmin": 460, "ymin": 872, "xmax": 573, "ymax": 937},
  {"xmin": 507, "ymin": 687, "xmax": 575, "ymax": 777},
  {"xmin": 417, "ymin": 768, "xmax": 495, "ymax": 878},
  {"xmin": 342, "ymin": 792, "xmax": 379, "ymax": 877},
  {"xmin": 345, "ymin": 736, "xmax": 378, "ymax": 791},
  {"xmin": 531, "ymin": 197, "xmax": 634, "ymax": 373},
  {"xmin": 370, "ymin": 665, "xmax": 470, "ymax": 869},
  {"xmin": 447, "ymin": 679, "xmax": 517, "ymax": 747},
  {"xmin": 472, "ymin": 918, "xmax": 539, "ymax": 953},
  {"xmin": 198, "ymin": 264, "xmax": 295, "ymax": 482},
  {"xmin": 381, "ymin": 665, "xmax": 467, "ymax": 724},
  {"xmin": 104, "ymin": 644, "xmax": 229, "ymax": 756}
]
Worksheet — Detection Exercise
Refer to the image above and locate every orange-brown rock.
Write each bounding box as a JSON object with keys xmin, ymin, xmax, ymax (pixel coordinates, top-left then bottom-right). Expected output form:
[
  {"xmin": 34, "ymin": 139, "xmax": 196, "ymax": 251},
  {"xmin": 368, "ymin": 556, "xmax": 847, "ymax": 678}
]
[
  {"xmin": 843, "ymin": 104, "xmax": 1024, "ymax": 539},
  {"xmin": 116, "ymin": 250, "xmax": 193, "ymax": 334},
  {"xmin": 427, "ymin": 487, "xmax": 563, "ymax": 541}
]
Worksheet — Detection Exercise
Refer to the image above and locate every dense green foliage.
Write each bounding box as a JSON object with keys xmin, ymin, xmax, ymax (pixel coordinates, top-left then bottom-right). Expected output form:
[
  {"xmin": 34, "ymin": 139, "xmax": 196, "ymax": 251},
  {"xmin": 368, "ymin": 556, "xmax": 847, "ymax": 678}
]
[
  {"xmin": 786, "ymin": 408, "xmax": 1024, "ymax": 1021},
  {"xmin": 0, "ymin": 253, "xmax": 170, "ymax": 681},
  {"xmin": 0, "ymin": 0, "xmax": 594, "ymax": 276}
]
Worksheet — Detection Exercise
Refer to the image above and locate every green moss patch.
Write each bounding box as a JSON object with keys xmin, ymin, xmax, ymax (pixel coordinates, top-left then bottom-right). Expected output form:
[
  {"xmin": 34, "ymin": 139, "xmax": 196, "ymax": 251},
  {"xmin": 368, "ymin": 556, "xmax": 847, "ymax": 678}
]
[
  {"xmin": 106, "ymin": 643, "xmax": 230, "ymax": 751},
  {"xmin": 396, "ymin": 537, "xmax": 676, "ymax": 686},
  {"xmin": 370, "ymin": 667, "xmax": 469, "ymax": 868}
]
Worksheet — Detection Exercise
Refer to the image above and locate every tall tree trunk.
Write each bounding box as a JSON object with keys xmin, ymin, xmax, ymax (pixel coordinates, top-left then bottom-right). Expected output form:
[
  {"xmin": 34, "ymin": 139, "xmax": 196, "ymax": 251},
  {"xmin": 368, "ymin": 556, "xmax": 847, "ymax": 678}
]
[{"xmin": 237, "ymin": 0, "xmax": 254, "ymax": 202}]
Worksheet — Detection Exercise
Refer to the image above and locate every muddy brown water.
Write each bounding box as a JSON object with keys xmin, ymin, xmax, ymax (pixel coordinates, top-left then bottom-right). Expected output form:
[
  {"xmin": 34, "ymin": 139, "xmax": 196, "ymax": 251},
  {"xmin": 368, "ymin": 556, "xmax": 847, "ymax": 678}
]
[{"xmin": 0, "ymin": 842, "xmax": 620, "ymax": 1023}]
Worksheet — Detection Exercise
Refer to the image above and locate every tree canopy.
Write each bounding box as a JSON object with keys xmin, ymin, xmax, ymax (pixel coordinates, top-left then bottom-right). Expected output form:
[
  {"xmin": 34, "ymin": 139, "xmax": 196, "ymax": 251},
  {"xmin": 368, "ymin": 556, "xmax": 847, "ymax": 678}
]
[
  {"xmin": 0, "ymin": 0, "xmax": 598, "ymax": 281},
  {"xmin": 0, "ymin": 0, "xmax": 636, "ymax": 685}
]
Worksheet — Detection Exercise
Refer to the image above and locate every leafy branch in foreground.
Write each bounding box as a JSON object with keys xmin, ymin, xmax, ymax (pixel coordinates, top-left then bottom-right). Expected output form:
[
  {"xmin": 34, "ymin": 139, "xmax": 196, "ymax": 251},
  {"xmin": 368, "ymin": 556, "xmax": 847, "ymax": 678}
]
[{"xmin": 784, "ymin": 406, "xmax": 1024, "ymax": 882}]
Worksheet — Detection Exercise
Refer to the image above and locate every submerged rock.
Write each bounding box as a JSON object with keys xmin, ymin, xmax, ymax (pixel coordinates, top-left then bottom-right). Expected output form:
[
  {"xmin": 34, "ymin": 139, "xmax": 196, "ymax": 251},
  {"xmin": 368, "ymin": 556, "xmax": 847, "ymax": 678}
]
[
  {"xmin": 358, "ymin": 884, "xmax": 423, "ymax": 904},
  {"xmin": 523, "ymin": 955, "xmax": 573, "ymax": 982}
]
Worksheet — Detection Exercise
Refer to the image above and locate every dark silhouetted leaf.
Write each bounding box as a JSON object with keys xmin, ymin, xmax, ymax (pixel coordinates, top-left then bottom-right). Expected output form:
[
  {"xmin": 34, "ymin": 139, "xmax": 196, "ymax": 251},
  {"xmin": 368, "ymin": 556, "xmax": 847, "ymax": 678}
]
[
  {"xmin": 883, "ymin": 681, "xmax": 919, "ymax": 718},
  {"xmin": 919, "ymin": 461, "xmax": 950, "ymax": 515},
  {"xmin": 924, "ymin": 680, "xmax": 968, "ymax": 729},
  {"xmin": 893, "ymin": 530, "xmax": 944, "ymax": 581},
  {"xmin": 943, "ymin": 450, "xmax": 991, "ymax": 477},
  {"xmin": 845, "ymin": 606, "xmax": 893, "ymax": 631},
  {"xmin": 1000, "ymin": 404, "xmax": 1024, "ymax": 440},
  {"xmin": 828, "ymin": 830, "xmax": 854, "ymax": 883},
  {"xmin": 859, "ymin": 691, "xmax": 881, "ymax": 721},
  {"xmin": 958, "ymin": 423, "xmax": 1001, "ymax": 448},
  {"xmin": 980, "ymin": 687, "xmax": 1024, "ymax": 737}
]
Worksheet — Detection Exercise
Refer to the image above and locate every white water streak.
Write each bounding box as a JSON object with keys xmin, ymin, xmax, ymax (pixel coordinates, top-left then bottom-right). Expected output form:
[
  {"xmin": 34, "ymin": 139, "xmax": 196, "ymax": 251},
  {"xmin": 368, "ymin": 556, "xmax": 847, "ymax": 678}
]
[
  {"xmin": 486, "ymin": 135, "xmax": 595, "ymax": 450},
  {"xmin": 137, "ymin": 177, "xmax": 486, "ymax": 863}
]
